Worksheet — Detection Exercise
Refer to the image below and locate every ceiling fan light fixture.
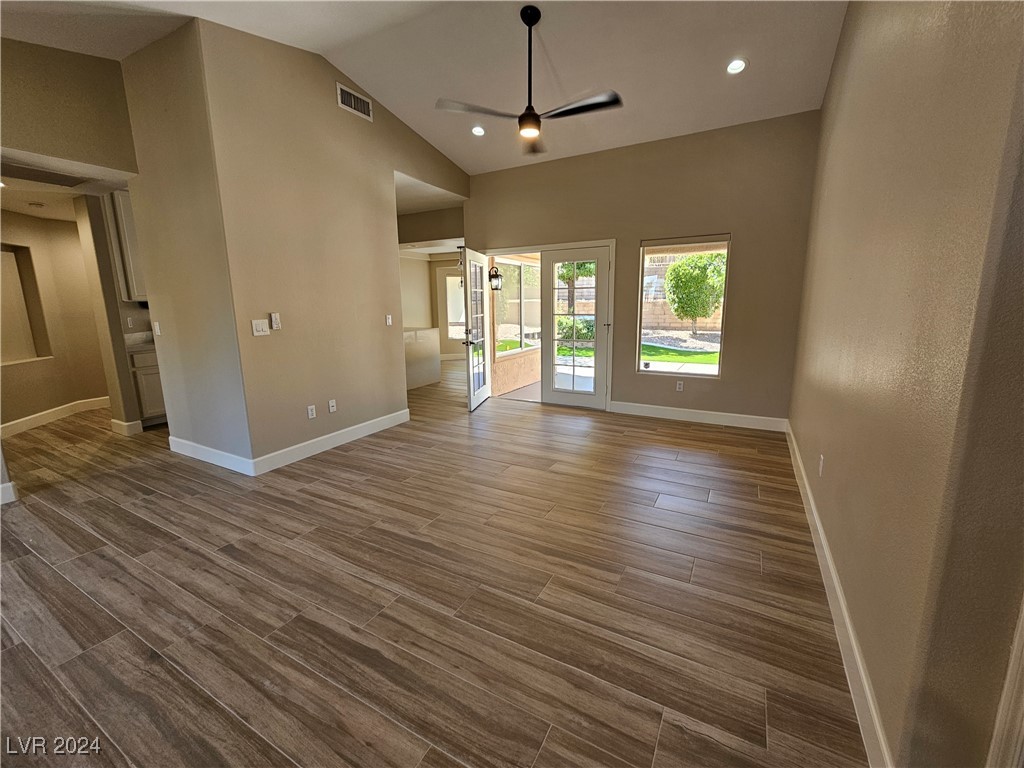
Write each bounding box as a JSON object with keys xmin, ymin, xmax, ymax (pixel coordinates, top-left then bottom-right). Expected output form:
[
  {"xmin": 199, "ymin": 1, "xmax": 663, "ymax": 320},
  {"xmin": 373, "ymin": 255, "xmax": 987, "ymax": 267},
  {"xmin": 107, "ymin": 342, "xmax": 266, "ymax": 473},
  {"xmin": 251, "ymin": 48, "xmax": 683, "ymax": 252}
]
[{"xmin": 518, "ymin": 109, "xmax": 541, "ymax": 138}]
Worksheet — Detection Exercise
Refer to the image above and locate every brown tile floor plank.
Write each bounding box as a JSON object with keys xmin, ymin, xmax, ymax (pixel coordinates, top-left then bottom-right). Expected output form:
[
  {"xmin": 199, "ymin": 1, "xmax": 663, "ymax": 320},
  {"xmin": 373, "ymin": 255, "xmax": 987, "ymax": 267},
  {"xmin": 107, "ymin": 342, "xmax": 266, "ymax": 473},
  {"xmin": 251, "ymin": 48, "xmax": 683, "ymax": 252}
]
[
  {"xmin": 1, "ymin": 519, "xmax": 33, "ymax": 563},
  {"xmin": 292, "ymin": 526, "xmax": 477, "ymax": 615},
  {"xmin": 531, "ymin": 727, "xmax": 635, "ymax": 768},
  {"xmin": 367, "ymin": 596, "xmax": 662, "ymax": 767},
  {"xmin": 218, "ymin": 533, "xmax": 397, "ymax": 625},
  {"xmin": 243, "ymin": 486, "xmax": 381, "ymax": 533},
  {"xmin": 163, "ymin": 615, "xmax": 429, "ymax": 767},
  {"xmin": 416, "ymin": 747, "xmax": 470, "ymax": 768},
  {"xmin": 767, "ymin": 690, "xmax": 867, "ymax": 765},
  {"xmin": 1, "ymin": 554, "xmax": 123, "ymax": 666},
  {"xmin": 267, "ymin": 605, "xmax": 551, "ymax": 768},
  {"xmin": 456, "ymin": 587, "xmax": 767, "ymax": 748},
  {"xmin": 138, "ymin": 538, "xmax": 308, "ymax": 637},
  {"xmin": 184, "ymin": 490, "xmax": 317, "ymax": 542},
  {"xmin": 690, "ymin": 558, "xmax": 833, "ymax": 623},
  {"xmin": 1, "ymin": 643, "xmax": 131, "ymax": 767},
  {"xmin": 125, "ymin": 493, "xmax": 250, "ymax": 551},
  {"xmin": 3, "ymin": 499, "xmax": 106, "ymax": 565},
  {"xmin": 56, "ymin": 497, "xmax": 179, "ymax": 558},
  {"xmin": 56, "ymin": 546, "xmax": 219, "ymax": 651},
  {"xmin": 2, "ymin": 616, "xmax": 23, "ymax": 650},
  {"xmin": 57, "ymin": 632, "xmax": 291, "ymax": 767}
]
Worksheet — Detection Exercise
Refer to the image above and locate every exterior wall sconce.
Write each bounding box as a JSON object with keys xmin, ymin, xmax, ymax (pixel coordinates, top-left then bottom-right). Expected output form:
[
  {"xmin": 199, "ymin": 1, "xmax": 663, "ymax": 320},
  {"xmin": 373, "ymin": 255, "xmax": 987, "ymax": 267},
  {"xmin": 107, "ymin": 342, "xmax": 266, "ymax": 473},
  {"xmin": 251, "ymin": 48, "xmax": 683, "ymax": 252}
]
[{"xmin": 488, "ymin": 266, "xmax": 503, "ymax": 291}]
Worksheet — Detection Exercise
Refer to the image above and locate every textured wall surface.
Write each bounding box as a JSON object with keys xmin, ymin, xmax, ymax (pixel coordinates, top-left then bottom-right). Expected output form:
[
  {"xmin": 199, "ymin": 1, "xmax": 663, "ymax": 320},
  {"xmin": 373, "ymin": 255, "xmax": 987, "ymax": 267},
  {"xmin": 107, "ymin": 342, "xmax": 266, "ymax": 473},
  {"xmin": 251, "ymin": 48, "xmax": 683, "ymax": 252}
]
[{"xmin": 788, "ymin": 3, "xmax": 1024, "ymax": 764}]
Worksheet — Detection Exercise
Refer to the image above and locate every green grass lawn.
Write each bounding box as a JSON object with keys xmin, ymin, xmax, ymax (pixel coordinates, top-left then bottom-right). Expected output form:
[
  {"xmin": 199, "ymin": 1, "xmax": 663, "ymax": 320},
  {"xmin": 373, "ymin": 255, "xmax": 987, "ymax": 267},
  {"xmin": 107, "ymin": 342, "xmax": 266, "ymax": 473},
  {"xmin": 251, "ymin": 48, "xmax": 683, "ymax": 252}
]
[{"xmin": 554, "ymin": 343, "xmax": 719, "ymax": 364}]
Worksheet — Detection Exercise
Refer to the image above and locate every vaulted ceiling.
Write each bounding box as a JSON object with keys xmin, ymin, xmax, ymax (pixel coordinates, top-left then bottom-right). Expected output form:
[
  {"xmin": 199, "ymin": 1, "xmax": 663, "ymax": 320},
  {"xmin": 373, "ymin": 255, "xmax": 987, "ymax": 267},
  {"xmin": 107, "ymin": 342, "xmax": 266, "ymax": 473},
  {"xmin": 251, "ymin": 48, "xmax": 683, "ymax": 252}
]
[{"xmin": 1, "ymin": 1, "xmax": 847, "ymax": 175}]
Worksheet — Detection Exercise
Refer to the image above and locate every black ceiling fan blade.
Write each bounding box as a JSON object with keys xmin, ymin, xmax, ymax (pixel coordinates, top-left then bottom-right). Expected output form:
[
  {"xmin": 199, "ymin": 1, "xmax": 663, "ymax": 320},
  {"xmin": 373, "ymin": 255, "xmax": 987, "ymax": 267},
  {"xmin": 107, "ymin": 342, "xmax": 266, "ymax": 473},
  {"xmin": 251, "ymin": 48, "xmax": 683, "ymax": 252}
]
[
  {"xmin": 435, "ymin": 98, "xmax": 518, "ymax": 119},
  {"xmin": 540, "ymin": 90, "xmax": 622, "ymax": 120}
]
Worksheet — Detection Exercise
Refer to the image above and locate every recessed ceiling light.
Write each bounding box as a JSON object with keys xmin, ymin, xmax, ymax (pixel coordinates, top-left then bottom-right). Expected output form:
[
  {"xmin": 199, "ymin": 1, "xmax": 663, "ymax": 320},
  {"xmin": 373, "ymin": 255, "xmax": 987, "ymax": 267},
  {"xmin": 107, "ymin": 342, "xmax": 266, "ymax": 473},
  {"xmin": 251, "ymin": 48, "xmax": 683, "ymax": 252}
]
[
  {"xmin": 472, "ymin": 125, "xmax": 485, "ymax": 136},
  {"xmin": 727, "ymin": 58, "xmax": 748, "ymax": 74}
]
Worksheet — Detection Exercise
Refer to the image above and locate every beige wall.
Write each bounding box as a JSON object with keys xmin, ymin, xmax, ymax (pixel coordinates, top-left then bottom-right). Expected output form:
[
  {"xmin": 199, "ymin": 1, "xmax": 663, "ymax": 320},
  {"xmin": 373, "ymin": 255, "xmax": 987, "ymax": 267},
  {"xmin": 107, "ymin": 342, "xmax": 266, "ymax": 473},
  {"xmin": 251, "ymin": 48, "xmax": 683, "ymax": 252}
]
[
  {"xmin": 465, "ymin": 111, "xmax": 820, "ymax": 417},
  {"xmin": 399, "ymin": 257, "xmax": 433, "ymax": 328},
  {"xmin": 398, "ymin": 206, "xmax": 464, "ymax": 244},
  {"xmin": 788, "ymin": 4, "xmax": 1024, "ymax": 766},
  {"xmin": 122, "ymin": 22, "xmax": 252, "ymax": 457},
  {"xmin": 0, "ymin": 39, "xmax": 137, "ymax": 173},
  {"xmin": 0, "ymin": 211, "xmax": 107, "ymax": 423}
]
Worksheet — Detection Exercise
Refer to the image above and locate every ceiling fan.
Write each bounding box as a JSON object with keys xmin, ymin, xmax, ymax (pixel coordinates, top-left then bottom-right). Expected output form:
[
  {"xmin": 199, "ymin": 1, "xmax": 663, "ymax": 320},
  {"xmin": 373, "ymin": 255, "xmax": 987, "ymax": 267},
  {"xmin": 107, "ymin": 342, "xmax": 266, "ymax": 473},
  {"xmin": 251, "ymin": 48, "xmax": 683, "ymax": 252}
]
[{"xmin": 436, "ymin": 4, "xmax": 622, "ymax": 154}]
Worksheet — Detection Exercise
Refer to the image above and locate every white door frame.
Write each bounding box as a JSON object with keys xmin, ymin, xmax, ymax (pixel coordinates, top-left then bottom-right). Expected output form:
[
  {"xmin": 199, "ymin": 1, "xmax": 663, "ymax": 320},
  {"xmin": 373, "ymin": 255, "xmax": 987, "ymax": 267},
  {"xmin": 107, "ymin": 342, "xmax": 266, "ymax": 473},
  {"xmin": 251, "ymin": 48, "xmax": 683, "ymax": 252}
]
[
  {"xmin": 461, "ymin": 247, "xmax": 492, "ymax": 411},
  {"xmin": 485, "ymin": 240, "xmax": 616, "ymax": 409}
]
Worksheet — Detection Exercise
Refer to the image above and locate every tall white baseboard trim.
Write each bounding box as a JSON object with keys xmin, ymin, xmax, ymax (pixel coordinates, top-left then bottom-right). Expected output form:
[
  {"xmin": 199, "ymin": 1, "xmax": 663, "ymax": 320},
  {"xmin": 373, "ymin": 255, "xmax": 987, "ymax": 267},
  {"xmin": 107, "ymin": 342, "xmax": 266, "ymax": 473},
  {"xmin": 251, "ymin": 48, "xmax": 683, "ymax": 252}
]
[
  {"xmin": 169, "ymin": 408, "xmax": 411, "ymax": 477},
  {"xmin": 0, "ymin": 396, "xmax": 110, "ymax": 437},
  {"xmin": 786, "ymin": 426, "xmax": 893, "ymax": 768},
  {"xmin": 1, "ymin": 482, "xmax": 17, "ymax": 505},
  {"xmin": 110, "ymin": 419, "xmax": 143, "ymax": 436},
  {"xmin": 608, "ymin": 400, "xmax": 788, "ymax": 432}
]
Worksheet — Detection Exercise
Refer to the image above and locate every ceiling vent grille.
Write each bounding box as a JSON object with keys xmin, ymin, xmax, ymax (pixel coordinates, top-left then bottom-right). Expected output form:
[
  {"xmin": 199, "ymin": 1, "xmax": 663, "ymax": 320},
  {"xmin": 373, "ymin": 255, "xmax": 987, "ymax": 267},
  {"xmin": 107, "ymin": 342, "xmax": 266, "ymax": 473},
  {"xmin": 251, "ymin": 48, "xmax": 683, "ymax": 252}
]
[{"xmin": 336, "ymin": 83, "xmax": 373, "ymax": 122}]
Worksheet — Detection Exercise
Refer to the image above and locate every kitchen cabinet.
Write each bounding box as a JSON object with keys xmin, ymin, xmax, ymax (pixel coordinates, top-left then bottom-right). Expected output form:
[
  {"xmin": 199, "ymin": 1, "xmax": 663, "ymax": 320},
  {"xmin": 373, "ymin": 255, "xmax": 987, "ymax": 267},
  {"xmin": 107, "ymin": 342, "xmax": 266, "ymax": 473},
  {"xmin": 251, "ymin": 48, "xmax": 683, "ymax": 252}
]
[
  {"xmin": 110, "ymin": 190, "xmax": 147, "ymax": 302},
  {"xmin": 129, "ymin": 350, "xmax": 166, "ymax": 423}
]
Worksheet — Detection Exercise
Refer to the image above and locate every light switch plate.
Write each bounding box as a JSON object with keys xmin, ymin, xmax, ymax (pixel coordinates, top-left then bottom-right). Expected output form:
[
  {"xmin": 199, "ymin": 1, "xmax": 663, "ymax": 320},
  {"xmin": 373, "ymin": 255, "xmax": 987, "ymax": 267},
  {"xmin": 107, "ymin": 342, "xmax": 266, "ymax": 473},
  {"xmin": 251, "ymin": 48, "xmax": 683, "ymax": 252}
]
[
  {"xmin": 675, "ymin": 380, "xmax": 685, "ymax": 392},
  {"xmin": 307, "ymin": 405, "xmax": 316, "ymax": 419},
  {"xmin": 328, "ymin": 399, "xmax": 337, "ymax": 413},
  {"xmin": 385, "ymin": 314, "xmax": 393, "ymax": 327},
  {"xmin": 270, "ymin": 312, "xmax": 282, "ymax": 330},
  {"xmin": 252, "ymin": 319, "xmax": 271, "ymax": 336},
  {"xmin": 153, "ymin": 321, "xmax": 161, "ymax": 336}
]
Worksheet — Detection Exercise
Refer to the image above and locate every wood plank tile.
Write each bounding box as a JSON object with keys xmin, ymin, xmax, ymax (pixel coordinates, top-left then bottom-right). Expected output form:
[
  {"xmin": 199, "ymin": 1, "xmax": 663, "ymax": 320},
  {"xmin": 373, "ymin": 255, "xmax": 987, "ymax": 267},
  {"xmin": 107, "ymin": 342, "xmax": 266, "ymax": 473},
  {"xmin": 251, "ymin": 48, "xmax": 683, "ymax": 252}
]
[
  {"xmin": 291, "ymin": 526, "xmax": 478, "ymax": 614},
  {"xmin": 486, "ymin": 514, "xmax": 695, "ymax": 583},
  {"xmin": 542, "ymin": 574, "xmax": 849, "ymax": 690},
  {"xmin": 456, "ymin": 587, "xmax": 767, "ymax": 748},
  {"xmin": 2, "ymin": 617, "xmax": 22, "ymax": 650},
  {"xmin": 1, "ymin": 554, "xmax": 123, "ymax": 666},
  {"xmin": 56, "ymin": 547, "xmax": 219, "ymax": 651},
  {"xmin": 56, "ymin": 497, "xmax": 178, "ymax": 558},
  {"xmin": 183, "ymin": 491, "xmax": 317, "ymax": 542},
  {"xmin": 57, "ymin": 632, "xmax": 290, "ymax": 766},
  {"xmin": 690, "ymin": 559, "xmax": 833, "ymax": 623},
  {"xmin": 767, "ymin": 690, "xmax": 867, "ymax": 764},
  {"xmin": 545, "ymin": 505, "xmax": 764, "ymax": 571},
  {"xmin": 367, "ymin": 596, "xmax": 662, "ymax": 767},
  {"xmin": 654, "ymin": 709, "xmax": 766, "ymax": 768},
  {"xmin": 243, "ymin": 486, "xmax": 380, "ymax": 533},
  {"xmin": 417, "ymin": 747, "xmax": 469, "ymax": 768},
  {"xmin": 163, "ymin": 615, "xmax": 429, "ymax": 767},
  {"xmin": 297, "ymin": 481, "xmax": 437, "ymax": 531},
  {"xmin": 531, "ymin": 727, "xmax": 634, "ymax": 768},
  {"xmin": 217, "ymin": 533, "xmax": 397, "ymax": 625},
  {"xmin": 422, "ymin": 516, "xmax": 624, "ymax": 591},
  {"xmin": 1, "ymin": 519, "xmax": 33, "ymax": 562},
  {"xmin": 138, "ymin": 538, "xmax": 307, "ymax": 637},
  {"xmin": 267, "ymin": 605, "xmax": 551, "ymax": 768},
  {"xmin": 1, "ymin": 643, "xmax": 131, "ymax": 767},
  {"xmin": 357, "ymin": 525, "xmax": 552, "ymax": 601},
  {"xmin": 3, "ymin": 499, "xmax": 106, "ymax": 564},
  {"xmin": 125, "ymin": 493, "xmax": 250, "ymax": 551}
]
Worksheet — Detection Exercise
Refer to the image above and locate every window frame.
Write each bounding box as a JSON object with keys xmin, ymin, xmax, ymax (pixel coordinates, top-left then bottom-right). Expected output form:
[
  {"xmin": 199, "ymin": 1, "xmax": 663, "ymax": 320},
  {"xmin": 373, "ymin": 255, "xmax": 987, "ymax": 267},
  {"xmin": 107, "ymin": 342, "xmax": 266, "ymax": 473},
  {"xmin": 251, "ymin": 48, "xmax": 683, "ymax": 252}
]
[
  {"xmin": 493, "ymin": 256, "xmax": 541, "ymax": 358},
  {"xmin": 635, "ymin": 234, "xmax": 731, "ymax": 379}
]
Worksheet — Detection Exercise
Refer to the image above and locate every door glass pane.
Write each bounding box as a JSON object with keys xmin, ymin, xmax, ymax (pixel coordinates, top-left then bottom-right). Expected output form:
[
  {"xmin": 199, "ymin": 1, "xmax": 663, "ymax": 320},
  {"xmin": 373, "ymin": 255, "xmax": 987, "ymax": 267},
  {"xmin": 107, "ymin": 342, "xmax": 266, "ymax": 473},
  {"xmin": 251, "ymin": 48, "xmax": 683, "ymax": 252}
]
[
  {"xmin": 470, "ymin": 261, "xmax": 487, "ymax": 392},
  {"xmin": 523, "ymin": 264, "xmax": 541, "ymax": 347},
  {"xmin": 446, "ymin": 275, "xmax": 465, "ymax": 339},
  {"xmin": 552, "ymin": 260, "xmax": 597, "ymax": 394}
]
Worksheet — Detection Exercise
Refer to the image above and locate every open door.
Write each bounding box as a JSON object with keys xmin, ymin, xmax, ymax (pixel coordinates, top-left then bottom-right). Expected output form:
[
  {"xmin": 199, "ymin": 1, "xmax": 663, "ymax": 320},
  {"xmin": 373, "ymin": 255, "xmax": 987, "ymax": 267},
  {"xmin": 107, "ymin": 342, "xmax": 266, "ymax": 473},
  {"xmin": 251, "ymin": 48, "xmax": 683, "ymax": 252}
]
[
  {"xmin": 541, "ymin": 245, "xmax": 611, "ymax": 409},
  {"xmin": 462, "ymin": 247, "xmax": 491, "ymax": 411}
]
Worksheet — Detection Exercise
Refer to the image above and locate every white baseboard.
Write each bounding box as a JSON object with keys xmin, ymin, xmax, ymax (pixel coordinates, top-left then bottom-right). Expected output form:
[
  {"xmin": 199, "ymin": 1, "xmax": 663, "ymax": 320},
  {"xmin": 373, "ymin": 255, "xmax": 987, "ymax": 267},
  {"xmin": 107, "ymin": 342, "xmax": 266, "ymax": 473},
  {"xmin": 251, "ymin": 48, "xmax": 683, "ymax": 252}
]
[
  {"xmin": 608, "ymin": 400, "xmax": 788, "ymax": 432},
  {"xmin": 786, "ymin": 426, "xmax": 893, "ymax": 768},
  {"xmin": 169, "ymin": 408, "xmax": 411, "ymax": 477},
  {"xmin": 1, "ymin": 482, "xmax": 17, "ymax": 505},
  {"xmin": 0, "ymin": 396, "xmax": 110, "ymax": 437},
  {"xmin": 110, "ymin": 419, "xmax": 143, "ymax": 436}
]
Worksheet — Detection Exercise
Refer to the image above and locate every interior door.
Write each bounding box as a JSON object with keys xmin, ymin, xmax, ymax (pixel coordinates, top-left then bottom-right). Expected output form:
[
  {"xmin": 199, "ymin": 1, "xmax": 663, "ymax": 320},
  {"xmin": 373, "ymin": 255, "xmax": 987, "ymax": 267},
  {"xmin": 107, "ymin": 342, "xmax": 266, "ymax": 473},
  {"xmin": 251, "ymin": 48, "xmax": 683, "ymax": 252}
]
[
  {"xmin": 462, "ymin": 247, "xmax": 492, "ymax": 411},
  {"xmin": 541, "ymin": 246, "xmax": 611, "ymax": 409}
]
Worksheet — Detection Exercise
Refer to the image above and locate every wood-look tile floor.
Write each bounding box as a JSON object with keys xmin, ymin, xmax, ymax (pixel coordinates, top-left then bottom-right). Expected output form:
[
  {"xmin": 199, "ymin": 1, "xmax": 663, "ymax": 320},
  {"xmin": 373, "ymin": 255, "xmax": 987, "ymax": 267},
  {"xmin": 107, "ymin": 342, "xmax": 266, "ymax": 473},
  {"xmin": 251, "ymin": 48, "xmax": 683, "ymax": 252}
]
[{"xmin": 0, "ymin": 363, "xmax": 868, "ymax": 768}]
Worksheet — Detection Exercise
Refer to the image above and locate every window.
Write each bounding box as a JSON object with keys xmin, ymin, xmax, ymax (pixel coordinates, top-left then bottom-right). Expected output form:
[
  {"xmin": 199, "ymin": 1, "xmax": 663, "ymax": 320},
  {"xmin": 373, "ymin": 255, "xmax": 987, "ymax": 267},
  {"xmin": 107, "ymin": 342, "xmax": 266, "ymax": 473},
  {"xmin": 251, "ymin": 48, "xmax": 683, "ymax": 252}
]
[
  {"xmin": 445, "ymin": 274, "xmax": 465, "ymax": 339},
  {"xmin": 494, "ymin": 259, "xmax": 540, "ymax": 354},
  {"xmin": 1, "ymin": 247, "xmax": 50, "ymax": 364},
  {"xmin": 638, "ymin": 237, "xmax": 729, "ymax": 377}
]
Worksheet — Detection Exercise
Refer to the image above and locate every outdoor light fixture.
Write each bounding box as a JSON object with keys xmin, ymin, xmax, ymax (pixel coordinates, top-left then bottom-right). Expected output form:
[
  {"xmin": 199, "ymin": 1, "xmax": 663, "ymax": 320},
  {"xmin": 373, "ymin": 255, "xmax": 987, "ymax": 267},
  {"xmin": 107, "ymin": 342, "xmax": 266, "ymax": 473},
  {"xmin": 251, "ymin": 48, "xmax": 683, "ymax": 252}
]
[{"xmin": 488, "ymin": 266, "xmax": 503, "ymax": 291}]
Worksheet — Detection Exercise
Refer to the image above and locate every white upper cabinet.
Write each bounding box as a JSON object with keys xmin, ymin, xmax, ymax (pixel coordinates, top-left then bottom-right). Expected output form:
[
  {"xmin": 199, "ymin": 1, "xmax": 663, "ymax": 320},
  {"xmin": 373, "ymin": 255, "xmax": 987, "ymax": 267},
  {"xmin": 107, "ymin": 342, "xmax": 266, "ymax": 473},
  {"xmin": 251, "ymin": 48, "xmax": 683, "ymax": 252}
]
[{"xmin": 110, "ymin": 190, "xmax": 147, "ymax": 302}]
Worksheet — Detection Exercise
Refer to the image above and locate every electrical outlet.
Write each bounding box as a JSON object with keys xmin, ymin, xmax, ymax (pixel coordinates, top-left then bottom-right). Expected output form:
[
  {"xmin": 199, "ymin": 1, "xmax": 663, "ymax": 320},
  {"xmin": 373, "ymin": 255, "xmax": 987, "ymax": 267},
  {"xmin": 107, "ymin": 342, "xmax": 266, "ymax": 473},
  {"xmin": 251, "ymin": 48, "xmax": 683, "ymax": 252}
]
[
  {"xmin": 385, "ymin": 314, "xmax": 393, "ymax": 327},
  {"xmin": 307, "ymin": 405, "xmax": 316, "ymax": 419},
  {"xmin": 818, "ymin": 454, "xmax": 825, "ymax": 477},
  {"xmin": 675, "ymin": 380, "xmax": 685, "ymax": 392},
  {"xmin": 127, "ymin": 316, "xmax": 134, "ymax": 329},
  {"xmin": 270, "ymin": 312, "xmax": 282, "ymax": 330},
  {"xmin": 251, "ymin": 319, "xmax": 271, "ymax": 336},
  {"xmin": 153, "ymin": 321, "xmax": 161, "ymax": 336},
  {"xmin": 328, "ymin": 399, "xmax": 337, "ymax": 413}
]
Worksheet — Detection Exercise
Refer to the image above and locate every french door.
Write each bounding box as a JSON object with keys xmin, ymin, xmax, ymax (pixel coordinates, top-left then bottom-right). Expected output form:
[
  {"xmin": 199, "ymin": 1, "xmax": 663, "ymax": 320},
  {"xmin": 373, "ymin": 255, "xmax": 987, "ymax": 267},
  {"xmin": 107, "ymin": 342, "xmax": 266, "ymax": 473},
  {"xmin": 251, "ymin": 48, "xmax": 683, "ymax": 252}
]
[
  {"xmin": 541, "ymin": 245, "xmax": 611, "ymax": 409},
  {"xmin": 462, "ymin": 247, "xmax": 491, "ymax": 411}
]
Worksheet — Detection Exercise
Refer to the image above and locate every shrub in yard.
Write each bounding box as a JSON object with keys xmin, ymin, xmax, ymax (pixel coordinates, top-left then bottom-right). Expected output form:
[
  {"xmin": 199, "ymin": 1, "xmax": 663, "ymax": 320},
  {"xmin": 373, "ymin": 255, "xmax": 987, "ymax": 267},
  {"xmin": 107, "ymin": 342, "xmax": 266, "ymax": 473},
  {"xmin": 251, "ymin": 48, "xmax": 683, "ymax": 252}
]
[
  {"xmin": 664, "ymin": 252, "xmax": 726, "ymax": 334},
  {"xmin": 556, "ymin": 316, "xmax": 595, "ymax": 340}
]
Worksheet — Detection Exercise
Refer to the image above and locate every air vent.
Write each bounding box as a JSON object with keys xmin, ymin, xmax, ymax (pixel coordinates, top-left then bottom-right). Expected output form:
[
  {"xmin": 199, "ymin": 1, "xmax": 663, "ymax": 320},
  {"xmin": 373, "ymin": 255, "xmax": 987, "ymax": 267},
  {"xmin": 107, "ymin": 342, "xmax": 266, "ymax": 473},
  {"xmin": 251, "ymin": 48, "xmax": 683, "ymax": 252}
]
[{"xmin": 336, "ymin": 83, "xmax": 373, "ymax": 122}]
